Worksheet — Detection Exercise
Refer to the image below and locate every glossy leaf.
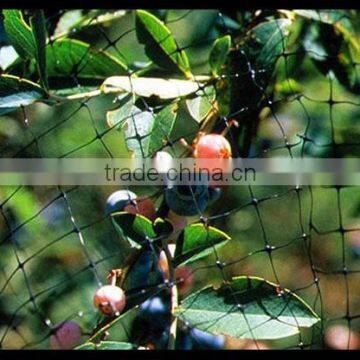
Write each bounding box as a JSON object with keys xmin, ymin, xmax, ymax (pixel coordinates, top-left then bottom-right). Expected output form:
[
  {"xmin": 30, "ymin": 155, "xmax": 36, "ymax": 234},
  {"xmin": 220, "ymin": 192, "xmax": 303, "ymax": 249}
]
[
  {"xmin": 76, "ymin": 341, "xmax": 135, "ymax": 350},
  {"xmin": 3, "ymin": 10, "xmax": 34, "ymax": 59},
  {"xmin": 174, "ymin": 223, "xmax": 230, "ymax": 266},
  {"xmin": 30, "ymin": 11, "xmax": 48, "ymax": 90},
  {"xmin": 251, "ymin": 19, "xmax": 292, "ymax": 70},
  {"xmin": 209, "ymin": 35, "xmax": 231, "ymax": 76},
  {"xmin": 147, "ymin": 103, "xmax": 178, "ymax": 155},
  {"xmin": 46, "ymin": 38, "xmax": 128, "ymax": 78},
  {"xmin": 0, "ymin": 74, "xmax": 47, "ymax": 114},
  {"xmin": 102, "ymin": 76, "xmax": 202, "ymax": 99},
  {"xmin": 303, "ymin": 22, "xmax": 359, "ymax": 94},
  {"xmin": 293, "ymin": 10, "xmax": 359, "ymax": 50},
  {"xmin": 176, "ymin": 276, "xmax": 320, "ymax": 340},
  {"xmin": 121, "ymin": 105, "xmax": 154, "ymax": 158},
  {"xmin": 222, "ymin": 18, "xmax": 292, "ymax": 156},
  {"xmin": 111, "ymin": 212, "xmax": 157, "ymax": 248},
  {"xmin": 186, "ymin": 85, "xmax": 216, "ymax": 123},
  {"xmin": 135, "ymin": 10, "xmax": 192, "ymax": 78},
  {"xmin": 88, "ymin": 306, "xmax": 140, "ymax": 343},
  {"xmin": 117, "ymin": 101, "xmax": 179, "ymax": 157}
]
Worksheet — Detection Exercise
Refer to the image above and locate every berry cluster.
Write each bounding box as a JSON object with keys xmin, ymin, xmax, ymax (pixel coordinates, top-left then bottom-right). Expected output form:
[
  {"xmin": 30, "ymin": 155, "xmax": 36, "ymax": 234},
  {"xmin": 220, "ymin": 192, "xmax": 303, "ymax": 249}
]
[{"xmin": 51, "ymin": 134, "xmax": 231, "ymax": 349}]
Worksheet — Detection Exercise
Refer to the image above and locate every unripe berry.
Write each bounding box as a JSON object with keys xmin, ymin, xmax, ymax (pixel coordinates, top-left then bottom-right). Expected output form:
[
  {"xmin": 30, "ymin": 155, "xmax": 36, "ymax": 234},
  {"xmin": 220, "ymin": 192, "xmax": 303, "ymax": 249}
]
[
  {"xmin": 193, "ymin": 134, "xmax": 232, "ymax": 158},
  {"xmin": 50, "ymin": 321, "xmax": 82, "ymax": 350},
  {"xmin": 93, "ymin": 285, "xmax": 126, "ymax": 316},
  {"xmin": 153, "ymin": 151, "xmax": 173, "ymax": 174}
]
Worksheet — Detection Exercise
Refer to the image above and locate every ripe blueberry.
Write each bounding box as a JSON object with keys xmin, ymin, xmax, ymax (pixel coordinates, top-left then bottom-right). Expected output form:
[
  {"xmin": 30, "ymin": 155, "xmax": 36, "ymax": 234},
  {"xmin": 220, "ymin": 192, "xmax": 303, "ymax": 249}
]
[
  {"xmin": 50, "ymin": 321, "xmax": 82, "ymax": 350},
  {"xmin": 131, "ymin": 296, "xmax": 171, "ymax": 344},
  {"xmin": 164, "ymin": 185, "xmax": 210, "ymax": 216},
  {"xmin": 93, "ymin": 285, "xmax": 126, "ymax": 316}
]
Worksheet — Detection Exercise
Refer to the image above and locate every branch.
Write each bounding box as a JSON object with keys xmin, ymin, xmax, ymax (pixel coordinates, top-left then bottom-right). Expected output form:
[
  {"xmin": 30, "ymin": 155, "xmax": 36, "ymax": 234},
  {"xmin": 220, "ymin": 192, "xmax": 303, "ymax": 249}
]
[{"xmin": 161, "ymin": 243, "xmax": 178, "ymax": 350}]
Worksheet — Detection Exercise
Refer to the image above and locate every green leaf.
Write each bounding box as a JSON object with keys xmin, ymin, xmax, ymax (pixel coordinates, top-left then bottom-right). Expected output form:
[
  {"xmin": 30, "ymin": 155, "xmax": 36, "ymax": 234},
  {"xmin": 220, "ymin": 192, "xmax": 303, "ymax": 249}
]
[
  {"xmin": 29, "ymin": 11, "xmax": 48, "ymax": 90},
  {"xmin": 3, "ymin": 10, "xmax": 34, "ymax": 59},
  {"xmin": 76, "ymin": 341, "xmax": 135, "ymax": 350},
  {"xmin": 275, "ymin": 78, "xmax": 303, "ymax": 97},
  {"xmin": 209, "ymin": 35, "xmax": 231, "ymax": 76},
  {"xmin": 250, "ymin": 19, "xmax": 292, "ymax": 70},
  {"xmin": 88, "ymin": 306, "xmax": 140, "ymax": 343},
  {"xmin": 303, "ymin": 22, "xmax": 359, "ymax": 94},
  {"xmin": 55, "ymin": 10, "xmax": 127, "ymax": 36},
  {"xmin": 0, "ymin": 74, "xmax": 47, "ymax": 114},
  {"xmin": 121, "ymin": 105, "xmax": 155, "ymax": 158},
  {"xmin": 221, "ymin": 18, "xmax": 292, "ymax": 155},
  {"xmin": 147, "ymin": 103, "xmax": 178, "ymax": 155},
  {"xmin": 293, "ymin": 10, "xmax": 359, "ymax": 50},
  {"xmin": 135, "ymin": 10, "xmax": 192, "ymax": 78},
  {"xmin": 185, "ymin": 85, "xmax": 216, "ymax": 123},
  {"xmin": 176, "ymin": 276, "xmax": 320, "ymax": 340},
  {"xmin": 102, "ymin": 76, "xmax": 202, "ymax": 99},
  {"xmin": 117, "ymin": 101, "xmax": 179, "ymax": 157},
  {"xmin": 111, "ymin": 212, "xmax": 157, "ymax": 248},
  {"xmin": 153, "ymin": 217, "xmax": 174, "ymax": 237},
  {"xmin": 46, "ymin": 38, "xmax": 128, "ymax": 79},
  {"xmin": 174, "ymin": 223, "xmax": 231, "ymax": 266}
]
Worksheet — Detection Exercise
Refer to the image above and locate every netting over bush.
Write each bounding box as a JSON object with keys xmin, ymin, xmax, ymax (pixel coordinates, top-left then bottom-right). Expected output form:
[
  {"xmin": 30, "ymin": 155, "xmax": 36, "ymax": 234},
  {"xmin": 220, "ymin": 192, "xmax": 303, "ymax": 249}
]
[{"xmin": 0, "ymin": 9, "xmax": 360, "ymax": 350}]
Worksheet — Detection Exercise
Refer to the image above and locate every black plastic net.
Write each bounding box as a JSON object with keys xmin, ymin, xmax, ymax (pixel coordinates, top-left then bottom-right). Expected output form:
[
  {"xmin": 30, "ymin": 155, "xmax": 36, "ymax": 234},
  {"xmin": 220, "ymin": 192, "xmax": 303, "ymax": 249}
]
[{"xmin": 0, "ymin": 9, "xmax": 360, "ymax": 350}]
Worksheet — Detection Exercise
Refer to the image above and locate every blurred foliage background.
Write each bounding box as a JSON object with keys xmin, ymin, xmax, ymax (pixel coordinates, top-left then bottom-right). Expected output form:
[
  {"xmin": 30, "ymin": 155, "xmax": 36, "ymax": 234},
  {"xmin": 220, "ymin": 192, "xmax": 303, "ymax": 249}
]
[{"xmin": 0, "ymin": 9, "xmax": 360, "ymax": 349}]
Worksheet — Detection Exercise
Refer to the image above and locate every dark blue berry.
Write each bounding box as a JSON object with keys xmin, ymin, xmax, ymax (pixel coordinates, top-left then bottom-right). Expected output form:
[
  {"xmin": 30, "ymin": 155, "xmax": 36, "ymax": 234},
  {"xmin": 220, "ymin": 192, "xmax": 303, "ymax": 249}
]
[
  {"xmin": 208, "ymin": 187, "xmax": 222, "ymax": 204},
  {"xmin": 164, "ymin": 185, "xmax": 210, "ymax": 216}
]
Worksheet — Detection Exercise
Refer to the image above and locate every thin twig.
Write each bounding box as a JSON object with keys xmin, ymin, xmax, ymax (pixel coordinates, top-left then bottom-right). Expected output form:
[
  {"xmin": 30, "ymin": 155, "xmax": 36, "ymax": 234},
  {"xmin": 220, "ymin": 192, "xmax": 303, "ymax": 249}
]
[{"xmin": 161, "ymin": 243, "xmax": 178, "ymax": 350}]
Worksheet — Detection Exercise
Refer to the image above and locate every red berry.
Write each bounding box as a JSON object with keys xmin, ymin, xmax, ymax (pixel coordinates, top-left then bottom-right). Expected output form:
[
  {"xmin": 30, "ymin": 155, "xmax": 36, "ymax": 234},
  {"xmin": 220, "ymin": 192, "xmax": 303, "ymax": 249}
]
[
  {"xmin": 193, "ymin": 134, "xmax": 232, "ymax": 158},
  {"xmin": 124, "ymin": 197, "xmax": 157, "ymax": 221},
  {"xmin": 325, "ymin": 325, "xmax": 360, "ymax": 350},
  {"xmin": 50, "ymin": 321, "xmax": 82, "ymax": 350},
  {"xmin": 93, "ymin": 285, "xmax": 126, "ymax": 316}
]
